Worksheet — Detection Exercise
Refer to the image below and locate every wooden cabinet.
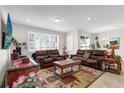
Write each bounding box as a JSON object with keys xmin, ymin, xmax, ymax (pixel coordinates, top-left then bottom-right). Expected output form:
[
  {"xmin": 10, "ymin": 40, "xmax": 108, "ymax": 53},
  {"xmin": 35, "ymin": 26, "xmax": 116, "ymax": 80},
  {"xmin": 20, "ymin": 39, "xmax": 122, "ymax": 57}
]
[
  {"xmin": 105, "ymin": 56, "xmax": 122, "ymax": 75},
  {"xmin": 7, "ymin": 58, "xmax": 39, "ymax": 87}
]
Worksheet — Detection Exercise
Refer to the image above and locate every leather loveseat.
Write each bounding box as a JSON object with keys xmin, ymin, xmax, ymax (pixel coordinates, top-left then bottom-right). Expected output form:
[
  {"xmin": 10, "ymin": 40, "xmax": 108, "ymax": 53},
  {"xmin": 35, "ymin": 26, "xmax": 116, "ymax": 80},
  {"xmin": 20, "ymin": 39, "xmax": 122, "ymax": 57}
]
[
  {"xmin": 36, "ymin": 49, "xmax": 65, "ymax": 68},
  {"xmin": 70, "ymin": 50, "xmax": 107, "ymax": 70}
]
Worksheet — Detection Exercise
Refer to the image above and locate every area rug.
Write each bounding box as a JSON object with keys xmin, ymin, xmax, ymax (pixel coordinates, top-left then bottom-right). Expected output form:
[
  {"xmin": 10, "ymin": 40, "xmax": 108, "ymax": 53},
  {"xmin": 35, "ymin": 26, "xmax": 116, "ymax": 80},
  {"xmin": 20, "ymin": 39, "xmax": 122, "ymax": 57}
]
[{"xmin": 37, "ymin": 66, "xmax": 104, "ymax": 88}]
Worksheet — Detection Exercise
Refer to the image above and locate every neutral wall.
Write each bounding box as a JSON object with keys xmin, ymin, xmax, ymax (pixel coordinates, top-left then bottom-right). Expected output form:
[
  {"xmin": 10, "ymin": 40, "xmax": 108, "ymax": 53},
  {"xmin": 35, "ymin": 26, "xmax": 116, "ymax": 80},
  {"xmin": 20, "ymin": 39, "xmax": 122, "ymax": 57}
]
[
  {"xmin": 0, "ymin": 8, "xmax": 9, "ymax": 86},
  {"xmin": 12, "ymin": 23, "xmax": 66, "ymax": 55},
  {"xmin": 0, "ymin": 50, "xmax": 9, "ymax": 86},
  {"xmin": 98, "ymin": 29, "xmax": 124, "ymax": 60},
  {"xmin": 0, "ymin": 7, "xmax": 2, "ymax": 49}
]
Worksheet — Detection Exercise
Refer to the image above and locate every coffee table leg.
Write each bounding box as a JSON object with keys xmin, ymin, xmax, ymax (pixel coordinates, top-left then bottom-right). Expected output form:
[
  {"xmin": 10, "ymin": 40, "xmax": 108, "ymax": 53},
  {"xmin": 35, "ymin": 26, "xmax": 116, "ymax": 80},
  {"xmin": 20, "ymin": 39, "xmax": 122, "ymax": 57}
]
[
  {"xmin": 54, "ymin": 66, "xmax": 56, "ymax": 73},
  {"xmin": 71, "ymin": 66, "xmax": 73, "ymax": 72},
  {"xmin": 79, "ymin": 64, "xmax": 81, "ymax": 70},
  {"xmin": 61, "ymin": 68, "xmax": 63, "ymax": 77}
]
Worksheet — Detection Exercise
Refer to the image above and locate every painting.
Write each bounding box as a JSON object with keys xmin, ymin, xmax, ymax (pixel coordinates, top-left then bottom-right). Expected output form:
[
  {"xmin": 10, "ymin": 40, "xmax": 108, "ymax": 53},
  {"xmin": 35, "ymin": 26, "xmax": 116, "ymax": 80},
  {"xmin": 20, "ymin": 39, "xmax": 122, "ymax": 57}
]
[
  {"xmin": 102, "ymin": 38, "xmax": 120, "ymax": 49},
  {"xmin": 109, "ymin": 38, "xmax": 120, "ymax": 49}
]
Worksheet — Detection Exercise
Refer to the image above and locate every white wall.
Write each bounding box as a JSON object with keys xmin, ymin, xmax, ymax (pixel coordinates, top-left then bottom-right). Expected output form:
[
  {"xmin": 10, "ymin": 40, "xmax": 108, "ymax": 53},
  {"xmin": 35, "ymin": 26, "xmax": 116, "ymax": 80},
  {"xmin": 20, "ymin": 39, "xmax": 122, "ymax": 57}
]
[
  {"xmin": 98, "ymin": 29, "xmax": 124, "ymax": 60},
  {"xmin": 0, "ymin": 50, "xmax": 9, "ymax": 86},
  {"xmin": 0, "ymin": 6, "xmax": 3, "ymax": 49},
  {"xmin": 12, "ymin": 23, "xmax": 66, "ymax": 55},
  {"xmin": 0, "ymin": 7, "xmax": 9, "ymax": 86}
]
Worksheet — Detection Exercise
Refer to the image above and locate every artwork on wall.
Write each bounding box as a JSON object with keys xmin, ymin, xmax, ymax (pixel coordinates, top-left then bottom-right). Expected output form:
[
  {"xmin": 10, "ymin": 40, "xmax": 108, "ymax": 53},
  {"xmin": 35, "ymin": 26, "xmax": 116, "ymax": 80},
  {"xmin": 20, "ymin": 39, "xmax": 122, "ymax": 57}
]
[{"xmin": 103, "ymin": 38, "xmax": 120, "ymax": 49}]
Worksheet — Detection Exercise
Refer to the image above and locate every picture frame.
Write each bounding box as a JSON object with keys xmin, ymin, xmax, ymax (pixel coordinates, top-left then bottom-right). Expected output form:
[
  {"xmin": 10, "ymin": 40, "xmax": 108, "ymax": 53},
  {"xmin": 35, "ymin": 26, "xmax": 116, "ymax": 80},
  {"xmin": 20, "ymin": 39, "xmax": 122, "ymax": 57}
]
[{"xmin": 102, "ymin": 38, "xmax": 120, "ymax": 49}]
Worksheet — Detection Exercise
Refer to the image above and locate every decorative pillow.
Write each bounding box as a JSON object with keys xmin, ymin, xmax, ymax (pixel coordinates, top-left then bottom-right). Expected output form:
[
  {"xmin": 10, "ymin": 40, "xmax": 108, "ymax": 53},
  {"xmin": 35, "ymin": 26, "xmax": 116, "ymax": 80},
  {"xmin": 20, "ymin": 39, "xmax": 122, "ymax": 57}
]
[{"xmin": 91, "ymin": 55, "xmax": 98, "ymax": 59}]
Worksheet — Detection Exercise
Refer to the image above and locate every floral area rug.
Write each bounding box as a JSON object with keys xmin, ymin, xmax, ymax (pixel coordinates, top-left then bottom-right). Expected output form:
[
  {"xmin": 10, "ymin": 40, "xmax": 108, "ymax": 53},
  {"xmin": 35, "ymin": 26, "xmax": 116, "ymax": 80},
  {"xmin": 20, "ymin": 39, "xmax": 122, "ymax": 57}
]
[{"xmin": 37, "ymin": 66, "xmax": 104, "ymax": 88}]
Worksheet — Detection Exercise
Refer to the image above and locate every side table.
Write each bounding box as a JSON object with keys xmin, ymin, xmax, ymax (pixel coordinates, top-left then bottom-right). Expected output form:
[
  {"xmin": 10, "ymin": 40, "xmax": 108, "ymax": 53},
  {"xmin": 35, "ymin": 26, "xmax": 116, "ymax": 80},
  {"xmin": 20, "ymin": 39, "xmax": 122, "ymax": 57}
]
[{"xmin": 105, "ymin": 57, "xmax": 122, "ymax": 75}]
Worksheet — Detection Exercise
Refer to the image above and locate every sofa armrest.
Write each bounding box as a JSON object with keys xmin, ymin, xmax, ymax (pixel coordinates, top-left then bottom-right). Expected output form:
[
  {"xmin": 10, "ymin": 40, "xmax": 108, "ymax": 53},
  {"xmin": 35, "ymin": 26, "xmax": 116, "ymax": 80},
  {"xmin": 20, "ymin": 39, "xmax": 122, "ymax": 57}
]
[
  {"xmin": 97, "ymin": 57, "xmax": 107, "ymax": 70},
  {"xmin": 36, "ymin": 56, "xmax": 46, "ymax": 68},
  {"xmin": 70, "ymin": 54, "xmax": 77, "ymax": 58}
]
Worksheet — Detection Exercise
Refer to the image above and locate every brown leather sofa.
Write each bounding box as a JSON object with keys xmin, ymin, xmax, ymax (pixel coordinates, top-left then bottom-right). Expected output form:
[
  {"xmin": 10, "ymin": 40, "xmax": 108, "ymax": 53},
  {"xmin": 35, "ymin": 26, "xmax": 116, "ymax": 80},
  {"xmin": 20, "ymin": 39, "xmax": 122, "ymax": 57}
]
[
  {"xmin": 36, "ymin": 49, "xmax": 65, "ymax": 68},
  {"xmin": 71, "ymin": 50, "xmax": 107, "ymax": 70}
]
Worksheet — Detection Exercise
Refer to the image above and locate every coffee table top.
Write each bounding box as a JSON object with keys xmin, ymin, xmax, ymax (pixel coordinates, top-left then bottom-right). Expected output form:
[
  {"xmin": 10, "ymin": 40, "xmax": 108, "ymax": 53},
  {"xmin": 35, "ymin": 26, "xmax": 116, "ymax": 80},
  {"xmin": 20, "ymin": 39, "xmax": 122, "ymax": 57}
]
[{"xmin": 54, "ymin": 59, "xmax": 81, "ymax": 67}]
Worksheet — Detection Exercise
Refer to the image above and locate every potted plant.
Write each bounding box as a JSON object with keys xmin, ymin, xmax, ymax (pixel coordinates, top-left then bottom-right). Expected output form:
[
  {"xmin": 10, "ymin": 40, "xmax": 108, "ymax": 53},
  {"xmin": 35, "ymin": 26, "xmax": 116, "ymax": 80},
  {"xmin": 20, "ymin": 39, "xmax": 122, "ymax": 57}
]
[{"xmin": 95, "ymin": 36, "xmax": 101, "ymax": 48}]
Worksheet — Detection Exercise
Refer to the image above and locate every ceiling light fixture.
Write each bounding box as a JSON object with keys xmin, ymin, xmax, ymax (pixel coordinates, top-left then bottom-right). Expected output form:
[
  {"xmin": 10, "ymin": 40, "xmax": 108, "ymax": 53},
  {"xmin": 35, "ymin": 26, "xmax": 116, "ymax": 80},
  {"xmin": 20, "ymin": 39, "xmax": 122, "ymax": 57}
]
[
  {"xmin": 87, "ymin": 17, "xmax": 91, "ymax": 21},
  {"xmin": 26, "ymin": 19, "xmax": 30, "ymax": 22},
  {"xmin": 52, "ymin": 17, "xmax": 62, "ymax": 23}
]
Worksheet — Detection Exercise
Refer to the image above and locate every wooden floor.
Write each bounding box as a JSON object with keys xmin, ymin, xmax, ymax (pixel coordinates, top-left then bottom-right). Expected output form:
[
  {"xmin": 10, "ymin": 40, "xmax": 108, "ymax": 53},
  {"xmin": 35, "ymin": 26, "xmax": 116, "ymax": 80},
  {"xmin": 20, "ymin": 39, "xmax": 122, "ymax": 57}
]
[{"xmin": 89, "ymin": 62, "xmax": 124, "ymax": 88}]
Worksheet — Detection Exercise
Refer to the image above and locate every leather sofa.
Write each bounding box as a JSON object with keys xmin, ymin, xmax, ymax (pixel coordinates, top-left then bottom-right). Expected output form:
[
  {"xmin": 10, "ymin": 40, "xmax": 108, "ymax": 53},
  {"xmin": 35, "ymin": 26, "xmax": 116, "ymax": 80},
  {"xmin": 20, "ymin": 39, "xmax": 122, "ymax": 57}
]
[
  {"xmin": 70, "ymin": 50, "xmax": 107, "ymax": 70},
  {"xmin": 36, "ymin": 49, "xmax": 65, "ymax": 68}
]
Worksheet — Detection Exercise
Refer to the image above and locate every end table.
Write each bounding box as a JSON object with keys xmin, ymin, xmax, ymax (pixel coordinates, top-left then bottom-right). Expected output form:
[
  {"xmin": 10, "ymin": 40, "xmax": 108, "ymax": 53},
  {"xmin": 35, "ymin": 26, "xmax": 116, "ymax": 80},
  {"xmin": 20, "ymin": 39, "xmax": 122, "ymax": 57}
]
[{"xmin": 105, "ymin": 56, "xmax": 122, "ymax": 75}]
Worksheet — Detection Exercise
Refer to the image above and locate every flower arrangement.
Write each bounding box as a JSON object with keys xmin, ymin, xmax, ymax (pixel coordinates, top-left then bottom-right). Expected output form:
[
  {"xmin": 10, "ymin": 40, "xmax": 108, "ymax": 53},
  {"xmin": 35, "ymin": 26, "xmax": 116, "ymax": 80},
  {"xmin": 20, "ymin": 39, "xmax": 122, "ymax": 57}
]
[
  {"xmin": 12, "ymin": 72, "xmax": 47, "ymax": 88},
  {"xmin": 63, "ymin": 44, "xmax": 67, "ymax": 54},
  {"xmin": 95, "ymin": 36, "xmax": 101, "ymax": 48}
]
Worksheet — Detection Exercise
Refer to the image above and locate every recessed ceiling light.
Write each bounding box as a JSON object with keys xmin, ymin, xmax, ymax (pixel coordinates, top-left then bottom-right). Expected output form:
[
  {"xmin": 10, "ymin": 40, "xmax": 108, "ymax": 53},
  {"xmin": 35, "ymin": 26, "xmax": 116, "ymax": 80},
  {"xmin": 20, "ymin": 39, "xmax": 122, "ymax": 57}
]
[
  {"xmin": 87, "ymin": 17, "xmax": 91, "ymax": 21},
  {"xmin": 52, "ymin": 17, "xmax": 62, "ymax": 23},
  {"xmin": 26, "ymin": 19, "xmax": 30, "ymax": 22}
]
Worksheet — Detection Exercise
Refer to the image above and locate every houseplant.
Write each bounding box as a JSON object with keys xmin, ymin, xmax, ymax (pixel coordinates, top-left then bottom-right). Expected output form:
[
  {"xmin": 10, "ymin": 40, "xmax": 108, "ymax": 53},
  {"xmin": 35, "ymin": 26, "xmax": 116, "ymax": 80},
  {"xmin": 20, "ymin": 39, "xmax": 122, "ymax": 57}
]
[{"xmin": 95, "ymin": 36, "xmax": 101, "ymax": 48}]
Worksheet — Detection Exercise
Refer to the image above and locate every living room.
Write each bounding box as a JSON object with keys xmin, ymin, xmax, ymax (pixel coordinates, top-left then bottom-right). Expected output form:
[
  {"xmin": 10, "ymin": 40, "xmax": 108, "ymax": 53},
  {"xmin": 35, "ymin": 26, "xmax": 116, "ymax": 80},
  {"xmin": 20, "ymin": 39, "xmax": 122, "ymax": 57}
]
[{"xmin": 0, "ymin": 2, "xmax": 124, "ymax": 91}]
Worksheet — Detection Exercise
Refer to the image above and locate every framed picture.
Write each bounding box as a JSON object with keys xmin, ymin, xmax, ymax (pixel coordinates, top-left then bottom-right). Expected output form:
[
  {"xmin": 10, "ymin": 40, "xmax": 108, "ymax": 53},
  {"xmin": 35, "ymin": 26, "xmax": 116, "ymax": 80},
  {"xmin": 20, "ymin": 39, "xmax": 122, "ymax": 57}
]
[
  {"xmin": 102, "ymin": 38, "xmax": 120, "ymax": 49},
  {"xmin": 109, "ymin": 38, "xmax": 120, "ymax": 49}
]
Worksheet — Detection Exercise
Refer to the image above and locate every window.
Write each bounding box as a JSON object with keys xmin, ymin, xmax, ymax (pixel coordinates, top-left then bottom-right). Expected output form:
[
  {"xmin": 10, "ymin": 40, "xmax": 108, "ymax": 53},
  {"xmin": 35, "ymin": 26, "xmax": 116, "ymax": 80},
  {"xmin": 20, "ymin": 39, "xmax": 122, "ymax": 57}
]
[
  {"xmin": 80, "ymin": 36, "xmax": 91, "ymax": 49},
  {"xmin": 28, "ymin": 32, "xmax": 35, "ymax": 51},
  {"xmin": 28, "ymin": 32, "xmax": 59, "ymax": 52}
]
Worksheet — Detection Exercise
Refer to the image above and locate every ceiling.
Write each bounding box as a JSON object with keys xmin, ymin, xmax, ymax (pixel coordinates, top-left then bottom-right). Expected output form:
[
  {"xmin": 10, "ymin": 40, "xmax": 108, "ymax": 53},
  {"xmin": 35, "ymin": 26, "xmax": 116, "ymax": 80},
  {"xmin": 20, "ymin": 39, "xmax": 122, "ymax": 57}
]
[{"xmin": 3, "ymin": 5, "xmax": 124, "ymax": 33}]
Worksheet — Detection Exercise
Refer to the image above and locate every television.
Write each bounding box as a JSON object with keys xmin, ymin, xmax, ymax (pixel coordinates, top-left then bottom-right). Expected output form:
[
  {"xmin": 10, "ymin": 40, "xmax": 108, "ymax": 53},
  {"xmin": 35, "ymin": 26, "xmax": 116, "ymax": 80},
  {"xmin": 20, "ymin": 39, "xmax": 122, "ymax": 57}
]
[{"xmin": 1, "ymin": 19, "xmax": 6, "ymax": 49}]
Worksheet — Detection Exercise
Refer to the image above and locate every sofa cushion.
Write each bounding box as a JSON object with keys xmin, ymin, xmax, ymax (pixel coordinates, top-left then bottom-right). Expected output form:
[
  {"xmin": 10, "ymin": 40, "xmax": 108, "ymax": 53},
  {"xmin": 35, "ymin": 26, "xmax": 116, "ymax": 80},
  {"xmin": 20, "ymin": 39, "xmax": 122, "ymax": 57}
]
[
  {"xmin": 37, "ymin": 55, "xmax": 48, "ymax": 59},
  {"xmin": 77, "ymin": 54, "xmax": 84, "ymax": 57},
  {"xmin": 93, "ymin": 50, "xmax": 107, "ymax": 56},
  {"xmin": 85, "ymin": 50, "xmax": 93, "ymax": 54},
  {"xmin": 76, "ymin": 50, "xmax": 85, "ymax": 55},
  {"xmin": 49, "ymin": 54, "xmax": 59, "ymax": 58},
  {"xmin": 56, "ymin": 57, "xmax": 64, "ymax": 61},
  {"xmin": 79, "ymin": 57, "xmax": 88, "ymax": 61},
  {"xmin": 36, "ymin": 50, "xmax": 47, "ymax": 56},
  {"xmin": 52, "ymin": 50, "xmax": 59, "ymax": 55},
  {"xmin": 87, "ymin": 59, "xmax": 97, "ymax": 63},
  {"xmin": 72, "ymin": 56, "xmax": 80, "ymax": 60},
  {"xmin": 44, "ymin": 58, "xmax": 53, "ymax": 63},
  {"xmin": 91, "ymin": 55, "xmax": 106, "ymax": 59},
  {"xmin": 91, "ymin": 55, "xmax": 98, "ymax": 59},
  {"xmin": 47, "ymin": 50, "xmax": 52, "ymax": 55}
]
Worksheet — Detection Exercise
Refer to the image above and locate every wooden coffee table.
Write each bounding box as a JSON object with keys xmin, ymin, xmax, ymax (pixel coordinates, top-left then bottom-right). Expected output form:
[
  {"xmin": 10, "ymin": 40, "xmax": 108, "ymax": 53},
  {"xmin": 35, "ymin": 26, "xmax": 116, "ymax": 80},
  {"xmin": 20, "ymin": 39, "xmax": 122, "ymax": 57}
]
[{"xmin": 53, "ymin": 59, "xmax": 81, "ymax": 78}]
